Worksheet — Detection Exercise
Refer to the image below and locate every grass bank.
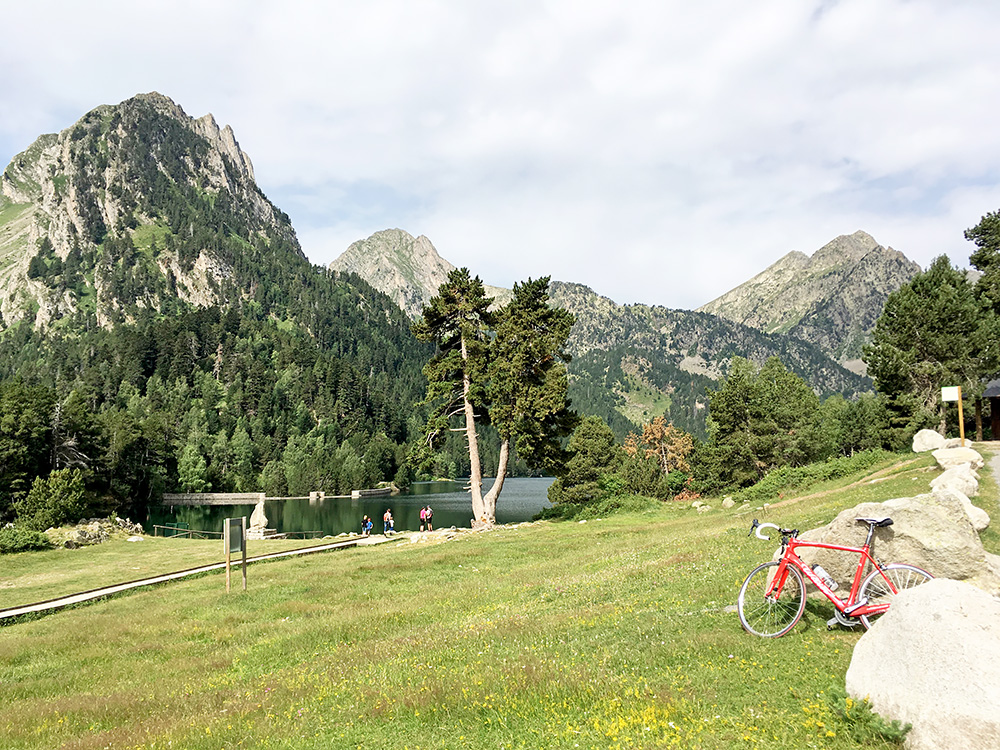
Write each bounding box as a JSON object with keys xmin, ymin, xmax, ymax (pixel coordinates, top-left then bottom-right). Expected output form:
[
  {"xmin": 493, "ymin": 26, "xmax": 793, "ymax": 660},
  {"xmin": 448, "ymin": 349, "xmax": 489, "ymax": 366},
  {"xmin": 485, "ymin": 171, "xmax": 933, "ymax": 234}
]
[{"xmin": 1, "ymin": 448, "xmax": 994, "ymax": 750}]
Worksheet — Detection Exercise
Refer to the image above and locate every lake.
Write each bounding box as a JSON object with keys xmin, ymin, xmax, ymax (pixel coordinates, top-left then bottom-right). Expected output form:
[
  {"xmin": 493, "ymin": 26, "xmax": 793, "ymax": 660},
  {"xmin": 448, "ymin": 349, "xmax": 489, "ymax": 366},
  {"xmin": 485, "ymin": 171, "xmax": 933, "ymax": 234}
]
[{"xmin": 147, "ymin": 477, "xmax": 554, "ymax": 537}]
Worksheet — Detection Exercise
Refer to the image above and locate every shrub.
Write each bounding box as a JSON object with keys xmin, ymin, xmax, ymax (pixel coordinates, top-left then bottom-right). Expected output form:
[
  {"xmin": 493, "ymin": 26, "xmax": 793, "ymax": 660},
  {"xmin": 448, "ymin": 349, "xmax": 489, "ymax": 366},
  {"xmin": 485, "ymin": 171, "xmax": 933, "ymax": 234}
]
[
  {"xmin": 534, "ymin": 493, "xmax": 660, "ymax": 521},
  {"xmin": 0, "ymin": 525, "xmax": 54, "ymax": 554},
  {"xmin": 12, "ymin": 468, "xmax": 88, "ymax": 531},
  {"xmin": 733, "ymin": 450, "xmax": 894, "ymax": 505}
]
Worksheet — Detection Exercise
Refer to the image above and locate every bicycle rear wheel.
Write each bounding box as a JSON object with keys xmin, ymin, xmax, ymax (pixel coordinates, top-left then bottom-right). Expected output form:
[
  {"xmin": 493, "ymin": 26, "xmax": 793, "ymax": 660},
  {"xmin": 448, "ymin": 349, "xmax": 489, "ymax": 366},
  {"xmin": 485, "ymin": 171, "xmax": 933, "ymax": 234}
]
[
  {"xmin": 737, "ymin": 561, "xmax": 806, "ymax": 637},
  {"xmin": 858, "ymin": 563, "xmax": 933, "ymax": 630}
]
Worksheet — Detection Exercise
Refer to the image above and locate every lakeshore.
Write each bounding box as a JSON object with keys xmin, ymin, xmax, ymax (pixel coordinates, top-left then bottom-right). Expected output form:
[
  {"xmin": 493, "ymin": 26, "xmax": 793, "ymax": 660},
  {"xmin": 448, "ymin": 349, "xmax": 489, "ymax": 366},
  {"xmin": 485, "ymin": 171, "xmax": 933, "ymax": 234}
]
[{"xmin": 148, "ymin": 477, "xmax": 555, "ymax": 537}]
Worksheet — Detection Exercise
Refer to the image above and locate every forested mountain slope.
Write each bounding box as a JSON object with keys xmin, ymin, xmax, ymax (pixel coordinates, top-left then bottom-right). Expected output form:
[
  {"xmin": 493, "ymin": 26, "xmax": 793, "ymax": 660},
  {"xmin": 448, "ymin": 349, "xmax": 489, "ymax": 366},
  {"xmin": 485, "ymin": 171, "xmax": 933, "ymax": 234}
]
[
  {"xmin": 328, "ymin": 228, "xmax": 873, "ymax": 440},
  {"xmin": 0, "ymin": 93, "xmax": 430, "ymax": 520},
  {"xmin": 549, "ymin": 282, "xmax": 871, "ymax": 438}
]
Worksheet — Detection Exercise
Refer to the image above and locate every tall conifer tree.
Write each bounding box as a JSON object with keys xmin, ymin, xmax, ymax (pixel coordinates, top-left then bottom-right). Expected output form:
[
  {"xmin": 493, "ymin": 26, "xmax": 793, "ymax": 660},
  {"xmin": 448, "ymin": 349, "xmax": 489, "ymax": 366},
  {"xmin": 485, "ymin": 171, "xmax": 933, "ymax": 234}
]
[{"xmin": 414, "ymin": 271, "xmax": 576, "ymax": 525}]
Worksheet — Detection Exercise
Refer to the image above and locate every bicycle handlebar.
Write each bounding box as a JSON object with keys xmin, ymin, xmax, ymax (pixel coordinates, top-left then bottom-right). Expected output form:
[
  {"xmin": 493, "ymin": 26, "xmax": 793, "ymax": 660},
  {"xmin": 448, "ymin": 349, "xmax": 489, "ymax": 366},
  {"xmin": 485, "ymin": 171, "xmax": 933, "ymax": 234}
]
[
  {"xmin": 748, "ymin": 518, "xmax": 796, "ymax": 541},
  {"xmin": 754, "ymin": 521, "xmax": 780, "ymax": 541}
]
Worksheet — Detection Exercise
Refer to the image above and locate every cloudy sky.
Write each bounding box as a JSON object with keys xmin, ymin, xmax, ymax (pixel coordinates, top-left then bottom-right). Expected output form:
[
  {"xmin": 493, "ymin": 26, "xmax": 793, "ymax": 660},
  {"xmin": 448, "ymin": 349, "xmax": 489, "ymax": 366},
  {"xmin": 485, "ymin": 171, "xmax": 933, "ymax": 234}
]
[{"xmin": 3, "ymin": 0, "xmax": 999, "ymax": 309}]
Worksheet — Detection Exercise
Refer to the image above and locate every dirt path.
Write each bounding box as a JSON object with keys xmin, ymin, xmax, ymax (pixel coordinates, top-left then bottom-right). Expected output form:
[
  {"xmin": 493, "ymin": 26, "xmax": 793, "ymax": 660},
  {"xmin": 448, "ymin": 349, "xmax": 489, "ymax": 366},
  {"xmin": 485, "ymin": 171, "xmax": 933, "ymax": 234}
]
[{"xmin": 768, "ymin": 457, "xmax": 926, "ymax": 509}]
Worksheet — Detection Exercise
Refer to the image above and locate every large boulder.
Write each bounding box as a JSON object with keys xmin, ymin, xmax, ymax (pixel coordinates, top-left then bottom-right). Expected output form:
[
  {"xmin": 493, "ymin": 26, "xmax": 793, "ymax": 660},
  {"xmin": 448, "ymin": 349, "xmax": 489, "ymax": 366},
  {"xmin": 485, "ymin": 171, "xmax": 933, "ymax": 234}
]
[
  {"xmin": 943, "ymin": 437, "xmax": 973, "ymax": 448},
  {"xmin": 929, "ymin": 462, "xmax": 979, "ymax": 498},
  {"xmin": 790, "ymin": 492, "xmax": 1000, "ymax": 594},
  {"xmin": 846, "ymin": 579, "xmax": 1000, "ymax": 750},
  {"xmin": 931, "ymin": 487, "xmax": 989, "ymax": 532},
  {"xmin": 932, "ymin": 446, "xmax": 984, "ymax": 471},
  {"xmin": 911, "ymin": 429, "xmax": 946, "ymax": 452},
  {"xmin": 250, "ymin": 501, "xmax": 267, "ymax": 529}
]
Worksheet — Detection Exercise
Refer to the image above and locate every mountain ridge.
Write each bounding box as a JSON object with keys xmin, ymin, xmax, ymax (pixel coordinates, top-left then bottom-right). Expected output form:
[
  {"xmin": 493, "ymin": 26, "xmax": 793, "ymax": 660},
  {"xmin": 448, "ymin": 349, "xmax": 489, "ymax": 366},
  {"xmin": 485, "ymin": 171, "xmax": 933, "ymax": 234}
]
[
  {"xmin": 697, "ymin": 230, "xmax": 921, "ymax": 371},
  {"xmin": 330, "ymin": 230, "xmax": 871, "ymax": 437}
]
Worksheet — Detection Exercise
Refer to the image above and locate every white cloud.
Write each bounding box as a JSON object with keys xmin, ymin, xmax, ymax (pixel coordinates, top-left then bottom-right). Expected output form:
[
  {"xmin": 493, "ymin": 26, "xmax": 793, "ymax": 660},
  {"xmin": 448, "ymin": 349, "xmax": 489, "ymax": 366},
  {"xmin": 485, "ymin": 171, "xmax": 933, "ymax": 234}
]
[{"xmin": 3, "ymin": 0, "xmax": 1000, "ymax": 309}]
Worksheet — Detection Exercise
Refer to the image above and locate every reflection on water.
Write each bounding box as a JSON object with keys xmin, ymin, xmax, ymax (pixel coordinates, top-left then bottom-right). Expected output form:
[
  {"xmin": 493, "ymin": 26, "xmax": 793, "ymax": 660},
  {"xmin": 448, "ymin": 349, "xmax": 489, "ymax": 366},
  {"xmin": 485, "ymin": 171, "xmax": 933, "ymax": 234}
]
[{"xmin": 147, "ymin": 477, "xmax": 554, "ymax": 537}]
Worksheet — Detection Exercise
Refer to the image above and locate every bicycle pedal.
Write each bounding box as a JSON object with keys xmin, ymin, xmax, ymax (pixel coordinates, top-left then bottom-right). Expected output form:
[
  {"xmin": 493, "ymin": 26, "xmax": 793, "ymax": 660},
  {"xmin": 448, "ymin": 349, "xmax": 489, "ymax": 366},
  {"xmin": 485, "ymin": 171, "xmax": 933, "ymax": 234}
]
[{"xmin": 826, "ymin": 617, "xmax": 840, "ymax": 630}]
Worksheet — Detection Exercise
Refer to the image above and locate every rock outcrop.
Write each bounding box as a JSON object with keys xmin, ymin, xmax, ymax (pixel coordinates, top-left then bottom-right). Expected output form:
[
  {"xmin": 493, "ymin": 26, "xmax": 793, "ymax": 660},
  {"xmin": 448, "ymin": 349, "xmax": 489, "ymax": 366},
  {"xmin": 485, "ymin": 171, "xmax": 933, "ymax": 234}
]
[
  {"xmin": 932, "ymin": 446, "xmax": 984, "ymax": 471},
  {"xmin": 846, "ymin": 578, "xmax": 1000, "ymax": 750},
  {"xmin": 45, "ymin": 517, "xmax": 145, "ymax": 548},
  {"xmin": 928, "ymin": 462, "xmax": 979, "ymax": 498}
]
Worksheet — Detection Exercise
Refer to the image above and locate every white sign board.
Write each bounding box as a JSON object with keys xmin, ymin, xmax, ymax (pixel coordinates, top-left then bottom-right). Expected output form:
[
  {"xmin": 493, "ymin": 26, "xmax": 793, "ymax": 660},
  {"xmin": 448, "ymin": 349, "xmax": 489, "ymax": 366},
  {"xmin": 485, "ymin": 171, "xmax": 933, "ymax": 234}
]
[{"xmin": 941, "ymin": 386, "xmax": 961, "ymax": 402}]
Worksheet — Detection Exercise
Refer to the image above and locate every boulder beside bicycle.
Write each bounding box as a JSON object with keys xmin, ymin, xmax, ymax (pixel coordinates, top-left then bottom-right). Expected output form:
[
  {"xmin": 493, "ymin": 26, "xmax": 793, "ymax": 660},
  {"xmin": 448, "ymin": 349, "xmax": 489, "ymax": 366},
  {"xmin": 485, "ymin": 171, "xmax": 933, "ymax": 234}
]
[
  {"xmin": 847, "ymin": 578, "xmax": 1000, "ymax": 750},
  {"xmin": 773, "ymin": 491, "xmax": 1000, "ymax": 596}
]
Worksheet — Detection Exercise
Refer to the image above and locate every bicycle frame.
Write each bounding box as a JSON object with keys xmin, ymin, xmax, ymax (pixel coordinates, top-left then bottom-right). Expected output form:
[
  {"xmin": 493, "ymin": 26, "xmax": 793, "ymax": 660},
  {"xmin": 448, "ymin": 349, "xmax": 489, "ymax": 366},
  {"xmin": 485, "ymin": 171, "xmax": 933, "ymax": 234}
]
[{"xmin": 767, "ymin": 536, "xmax": 892, "ymax": 619}]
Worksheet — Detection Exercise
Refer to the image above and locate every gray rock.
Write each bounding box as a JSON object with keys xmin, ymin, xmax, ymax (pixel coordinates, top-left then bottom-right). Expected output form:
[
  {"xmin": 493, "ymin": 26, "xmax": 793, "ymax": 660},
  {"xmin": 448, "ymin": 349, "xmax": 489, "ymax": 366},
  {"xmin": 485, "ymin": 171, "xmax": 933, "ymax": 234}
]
[
  {"xmin": 932, "ymin": 446, "xmax": 984, "ymax": 471},
  {"xmin": 249, "ymin": 500, "xmax": 268, "ymax": 531},
  {"xmin": 126, "ymin": 535, "xmax": 143, "ymax": 542},
  {"xmin": 943, "ymin": 437, "xmax": 973, "ymax": 448},
  {"xmin": 691, "ymin": 500, "xmax": 703, "ymax": 509},
  {"xmin": 696, "ymin": 505, "xmax": 712, "ymax": 513},
  {"xmin": 911, "ymin": 429, "xmax": 946, "ymax": 452},
  {"xmin": 929, "ymin": 462, "xmax": 979, "ymax": 498},
  {"xmin": 722, "ymin": 497, "xmax": 735, "ymax": 509},
  {"xmin": 931, "ymin": 487, "xmax": 989, "ymax": 532},
  {"xmin": 790, "ymin": 493, "xmax": 1000, "ymax": 594},
  {"xmin": 846, "ymin": 579, "xmax": 1000, "ymax": 750}
]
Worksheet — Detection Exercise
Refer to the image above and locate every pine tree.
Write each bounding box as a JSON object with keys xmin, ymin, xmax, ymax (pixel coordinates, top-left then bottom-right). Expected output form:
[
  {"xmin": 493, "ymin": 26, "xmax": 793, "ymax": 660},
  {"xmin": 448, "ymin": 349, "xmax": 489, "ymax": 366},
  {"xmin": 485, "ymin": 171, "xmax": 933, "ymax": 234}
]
[
  {"xmin": 864, "ymin": 255, "xmax": 999, "ymax": 433},
  {"xmin": 486, "ymin": 277, "xmax": 578, "ymax": 510},
  {"xmin": 414, "ymin": 271, "xmax": 576, "ymax": 525},
  {"xmin": 413, "ymin": 268, "xmax": 495, "ymax": 523}
]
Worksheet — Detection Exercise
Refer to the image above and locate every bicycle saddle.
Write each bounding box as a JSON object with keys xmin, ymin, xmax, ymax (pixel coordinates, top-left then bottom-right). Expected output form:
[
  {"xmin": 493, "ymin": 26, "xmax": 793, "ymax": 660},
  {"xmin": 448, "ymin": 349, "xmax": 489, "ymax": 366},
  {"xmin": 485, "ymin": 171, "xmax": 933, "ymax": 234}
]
[{"xmin": 855, "ymin": 517, "xmax": 893, "ymax": 527}]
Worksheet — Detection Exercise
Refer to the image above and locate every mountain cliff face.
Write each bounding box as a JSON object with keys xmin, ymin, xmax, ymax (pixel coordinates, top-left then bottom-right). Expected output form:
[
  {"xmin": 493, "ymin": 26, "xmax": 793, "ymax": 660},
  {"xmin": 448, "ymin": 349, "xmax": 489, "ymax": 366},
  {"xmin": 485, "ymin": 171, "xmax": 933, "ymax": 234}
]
[
  {"xmin": 329, "ymin": 228, "xmax": 511, "ymax": 316},
  {"xmin": 0, "ymin": 92, "xmax": 301, "ymax": 328},
  {"xmin": 697, "ymin": 231, "xmax": 921, "ymax": 373}
]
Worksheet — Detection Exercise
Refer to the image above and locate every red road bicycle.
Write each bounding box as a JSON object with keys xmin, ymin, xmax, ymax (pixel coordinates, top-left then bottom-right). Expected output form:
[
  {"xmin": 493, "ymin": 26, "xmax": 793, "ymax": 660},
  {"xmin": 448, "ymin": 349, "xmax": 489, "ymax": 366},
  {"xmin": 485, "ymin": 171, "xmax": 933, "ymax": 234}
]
[{"xmin": 737, "ymin": 517, "xmax": 933, "ymax": 637}]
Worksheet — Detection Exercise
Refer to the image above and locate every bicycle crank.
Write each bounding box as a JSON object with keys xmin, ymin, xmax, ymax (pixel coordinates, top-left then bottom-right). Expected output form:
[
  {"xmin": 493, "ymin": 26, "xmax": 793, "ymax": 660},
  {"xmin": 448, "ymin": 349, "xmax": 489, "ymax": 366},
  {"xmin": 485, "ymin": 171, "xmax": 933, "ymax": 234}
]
[{"xmin": 827, "ymin": 609, "xmax": 861, "ymax": 630}]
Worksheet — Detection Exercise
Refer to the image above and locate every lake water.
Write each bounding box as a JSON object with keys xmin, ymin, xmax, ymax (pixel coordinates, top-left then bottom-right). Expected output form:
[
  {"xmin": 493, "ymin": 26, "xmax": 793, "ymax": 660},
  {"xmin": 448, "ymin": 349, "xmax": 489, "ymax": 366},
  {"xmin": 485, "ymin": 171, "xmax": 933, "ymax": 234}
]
[{"xmin": 147, "ymin": 477, "xmax": 554, "ymax": 537}]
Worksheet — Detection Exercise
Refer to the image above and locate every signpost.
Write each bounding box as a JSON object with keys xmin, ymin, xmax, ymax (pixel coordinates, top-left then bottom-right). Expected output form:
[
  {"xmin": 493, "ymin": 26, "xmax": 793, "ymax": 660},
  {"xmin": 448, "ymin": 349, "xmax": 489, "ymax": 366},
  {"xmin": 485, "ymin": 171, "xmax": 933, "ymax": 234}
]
[
  {"xmin": 942, "ymin": 386, "xmax": 964, "ymax": 445},
  {"xmin": 224, "ymin": 516, "xmax": 247, "ymax": 592}
]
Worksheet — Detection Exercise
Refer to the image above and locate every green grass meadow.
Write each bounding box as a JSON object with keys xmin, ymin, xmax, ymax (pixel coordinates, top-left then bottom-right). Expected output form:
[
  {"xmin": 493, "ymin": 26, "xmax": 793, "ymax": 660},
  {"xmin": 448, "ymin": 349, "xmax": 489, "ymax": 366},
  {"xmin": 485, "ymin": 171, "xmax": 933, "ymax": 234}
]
[{"xmin": 1, "ymin": 448, "xmax": 994, "ymax": 750}]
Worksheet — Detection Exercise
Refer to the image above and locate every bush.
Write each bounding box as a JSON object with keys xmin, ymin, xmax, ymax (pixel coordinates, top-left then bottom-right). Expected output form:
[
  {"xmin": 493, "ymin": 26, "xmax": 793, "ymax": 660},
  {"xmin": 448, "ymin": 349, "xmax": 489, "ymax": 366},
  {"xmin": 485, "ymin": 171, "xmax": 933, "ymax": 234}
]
[
  {"xmin": 12, "ymin": 468, "xmax": 88, "ymax": 531},
  {"xmin": 733, "ymin": 450, "xmax": 895, "ymax": 505},
  {"xmin": 534, "ymin": 493, "xmax": 660, "ymax": 521},
  {"xmin": 0, "ymin": 525, "xmax": 54, "ymax": 554}
]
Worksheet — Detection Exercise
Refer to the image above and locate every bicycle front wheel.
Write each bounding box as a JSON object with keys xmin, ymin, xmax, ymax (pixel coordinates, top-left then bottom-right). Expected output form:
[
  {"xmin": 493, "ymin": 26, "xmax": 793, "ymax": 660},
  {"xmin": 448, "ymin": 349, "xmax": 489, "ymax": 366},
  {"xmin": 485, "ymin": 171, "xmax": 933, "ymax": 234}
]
[
  {"xmin": 737, "ymin": 561, "xmax": 806, "ymax": 637},
  {"xmin": 858, "ymin": 563, "xmax": 933, "ymax": 630}
]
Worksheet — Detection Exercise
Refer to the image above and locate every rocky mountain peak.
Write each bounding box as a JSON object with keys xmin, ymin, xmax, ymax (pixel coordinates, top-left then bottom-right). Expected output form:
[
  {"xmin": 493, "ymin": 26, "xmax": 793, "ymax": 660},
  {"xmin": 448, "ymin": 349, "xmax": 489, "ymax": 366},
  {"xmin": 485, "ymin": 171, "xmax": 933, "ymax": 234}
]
[
  {"xmin": 329, "ymin": 229, "xmax": 511, "ymax": 317},
  {"xmin": 811, "ymin": 230, "xmax": 879, "ymax": 266},
  {"xmin": 193, "ymin": 112, "xmax": 256, "ymax": 183},
  {"xmin": 697, "ymin": 231, "xmax": 922, "ymax": 371},
  {"xmin": 0, "ymin": 92, "xmax": 299, "ymax": 328}
]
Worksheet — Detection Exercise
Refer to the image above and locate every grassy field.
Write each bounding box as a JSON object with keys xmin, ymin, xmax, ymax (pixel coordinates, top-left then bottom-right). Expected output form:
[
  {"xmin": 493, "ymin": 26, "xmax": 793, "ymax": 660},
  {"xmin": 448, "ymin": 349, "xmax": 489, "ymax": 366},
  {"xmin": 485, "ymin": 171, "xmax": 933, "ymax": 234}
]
[
  {"xmin": 1, "ymin": 448, "xmax": 995, "ymax": 750},
  {"xmin": 0, "ymin": 537, "xmax": 336, "ymax": 611}
]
